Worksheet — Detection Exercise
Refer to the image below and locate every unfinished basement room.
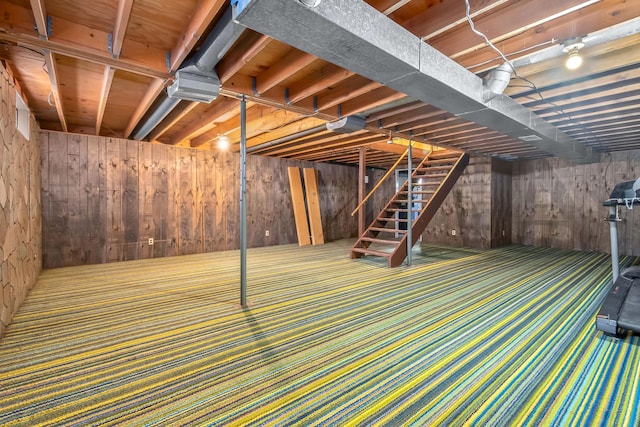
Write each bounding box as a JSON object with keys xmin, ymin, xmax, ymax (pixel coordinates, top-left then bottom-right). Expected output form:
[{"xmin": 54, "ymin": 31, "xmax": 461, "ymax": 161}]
[{"xmin": 1, "ymin": 0, "xmax": 640, "ymax": 425}]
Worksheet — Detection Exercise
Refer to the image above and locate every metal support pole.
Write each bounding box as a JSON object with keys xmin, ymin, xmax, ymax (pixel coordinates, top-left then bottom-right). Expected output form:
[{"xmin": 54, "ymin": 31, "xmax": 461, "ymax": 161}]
[
  {"xmin": 240, "ymin": 96, "xmax": 247, "ymax": 307},
  {"xmin": 609, "ymin": 205, "xmax": 619, "ymax": 281},
  {"xmin": 358, "ymin": 147, "xmax": 367, "ymax": 237},
  {"xmin": 406, "ymin": 141, "xmax": 413, "ymax": 266}
]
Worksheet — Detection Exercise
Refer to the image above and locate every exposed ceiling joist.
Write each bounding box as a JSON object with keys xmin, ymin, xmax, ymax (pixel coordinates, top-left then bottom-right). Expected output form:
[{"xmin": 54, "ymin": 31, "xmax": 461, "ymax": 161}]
[
  {"xmin": 0, "ymin": 2, "xmax": 168, "ymax": 78},
  {"xmin": 111, "ymin": 0, "xmax": 134, "ymax": 58},
  {"xmin": 29, "ymin": 0, "xmax": 48, "ymax": 38},
  {"xmin": 43, "ymin": 50, "xmax": 67, "ymax": 132},
  {"xmin": 96, "ymin": 66, "xmax": 115, "ymax": 134},
  {"xmin": 234, "ymin": 0, "xmax": 599, "ymax": 163}
]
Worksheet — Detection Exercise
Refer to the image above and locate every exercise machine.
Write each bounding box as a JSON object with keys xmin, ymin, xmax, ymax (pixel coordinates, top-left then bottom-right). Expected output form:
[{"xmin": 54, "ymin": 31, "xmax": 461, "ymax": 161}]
[{"xmin": 596, "ymin": 178, "xmax": 640, "ymax": 336}]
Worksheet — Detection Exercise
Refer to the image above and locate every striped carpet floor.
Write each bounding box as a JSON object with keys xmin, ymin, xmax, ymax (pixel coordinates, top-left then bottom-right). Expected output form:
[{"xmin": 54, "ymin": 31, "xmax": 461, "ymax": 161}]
[{"xmin": 0, "ymin": 240, "xmax": 639, "ymax": 426}]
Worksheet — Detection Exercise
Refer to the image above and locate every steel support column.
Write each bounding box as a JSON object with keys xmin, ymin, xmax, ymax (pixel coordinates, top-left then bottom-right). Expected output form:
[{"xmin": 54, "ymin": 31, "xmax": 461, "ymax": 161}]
[
  {"xmin": 240, "ymin": 96, "xmax": 248, "ymax": 307},
  {"xmin": 406, "ymin": 142, "xmax": 412, "ymax": 266}
]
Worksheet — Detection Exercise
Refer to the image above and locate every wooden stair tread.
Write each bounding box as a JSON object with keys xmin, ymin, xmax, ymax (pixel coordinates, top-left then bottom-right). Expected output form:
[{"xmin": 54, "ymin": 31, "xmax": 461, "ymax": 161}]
[
  {"xmin": 360, "ymin": 237, "xmax": 401, "ymax": 245},
  {"xmin": 351, "ymin": 247, "xmax": 391, "ymax": 257},
  {"xmin": 369, "ymin": 227, "xmax": 405, "ymax": 233}
]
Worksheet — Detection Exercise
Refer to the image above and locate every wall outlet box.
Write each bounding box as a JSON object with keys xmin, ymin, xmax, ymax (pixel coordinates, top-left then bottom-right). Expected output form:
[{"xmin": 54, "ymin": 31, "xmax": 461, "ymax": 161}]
[
  {"xmin": 265, "ymin": 230, "xmax": 270, "ymax": 237},
  {"xmin": 451, "ymin": 229, "xmax": 456, "ymax": 236},
  {"xmin": 148, "ymin": 238, "xmax": 154, "ymax": 245}
]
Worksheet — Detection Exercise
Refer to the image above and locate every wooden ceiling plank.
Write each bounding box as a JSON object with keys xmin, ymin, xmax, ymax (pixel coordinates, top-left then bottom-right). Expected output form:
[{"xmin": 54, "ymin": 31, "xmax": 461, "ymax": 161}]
[
  {"xmin": 148, "ymin": 101, "xmax": 199, "ymax": 142},
  {"xmin": 168, "ymin": 97, "xmax": 240, "ymax": 143},
  {"xmin": 406, "ymin": 0, "xmax": 508, "ymax": 40},
  {"xmin": 96, "ymin": 66, "xmax": 116, "ymax": 135},
  {"xmin": 287, "ymin": 64, "xmax": 355, "ymax": 104},
  {"xmin": 365, "ymin": 100, "xmax": 426, "ymax": 123},
  {"xmin": 191, "ymin": 104, "xmax": 277, "ymax": 146},
  {"xmin": 217, "ymin": 33, "xmax": 273, "ymax": 83},
  {"xmin": 112, "ymin": 0, "xmax": 134, "ymax": 58},
  {"xmin": 29, "ymin": 0, "xmax": 48, "ymax": 38},
  {"xmin": 170, "ymin": 0, "xmax": 228, "ymax": 71},
  {"xmin": 245, "ymin": 117, "xmax": 327, "ymax": 148},
  {"xmin": 0, "ymin": 2, "xmax": 168, "ymax": 78},
  {"xmin": 124, "ymin": 78, "xmax": 166, "ymax": 138},
  {"xmin": 257, "ymin": 51, "xmax": 317, "ymax": 95},
  {"xmin": 457, "ymin": 0, "xmax": 640, "ymax": 72},
  {"xmin": 43, "ymin": 50, "xmax": 67, "ymax": 132},
  {"xmin": 430, "ymin": 0, "xmax": 599, "ymax": 59},
  {"xmin": 318, "ymin": 80, "xmax": 382, "ymax": 111}
]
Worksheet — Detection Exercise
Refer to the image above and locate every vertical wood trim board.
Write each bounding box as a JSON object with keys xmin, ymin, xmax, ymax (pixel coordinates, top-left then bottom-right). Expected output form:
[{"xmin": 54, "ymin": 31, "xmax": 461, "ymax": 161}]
[
  {"xmin": 303, "ymin": 167, "xmax": 325, "ymax": 245},
  {"xmin": 287, "ymin": 167, "xmax": 311, "ymax": 246}
]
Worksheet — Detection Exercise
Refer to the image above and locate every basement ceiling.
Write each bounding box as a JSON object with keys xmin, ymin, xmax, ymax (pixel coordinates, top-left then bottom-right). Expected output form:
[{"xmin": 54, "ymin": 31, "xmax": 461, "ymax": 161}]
[{"xmin": 1, "ymin": 0, "xmax": 639, "ymax": 168}]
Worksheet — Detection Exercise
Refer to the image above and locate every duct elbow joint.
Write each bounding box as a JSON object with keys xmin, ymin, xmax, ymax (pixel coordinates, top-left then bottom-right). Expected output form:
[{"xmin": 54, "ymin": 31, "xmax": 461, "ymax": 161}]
[{"xmin": 482, "ymin": 62, "xmax": 512, "ymax": 102}]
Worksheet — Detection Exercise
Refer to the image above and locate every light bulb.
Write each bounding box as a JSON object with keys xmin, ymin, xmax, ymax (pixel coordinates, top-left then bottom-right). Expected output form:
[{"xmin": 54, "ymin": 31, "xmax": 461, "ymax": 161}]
[
  {"xmin": 565, "ymin": 50, "xmax": 583, "ymax": 70},
  {"xmin": 217, "ymin": 135, "xmax": 230, "ymax": 150}
]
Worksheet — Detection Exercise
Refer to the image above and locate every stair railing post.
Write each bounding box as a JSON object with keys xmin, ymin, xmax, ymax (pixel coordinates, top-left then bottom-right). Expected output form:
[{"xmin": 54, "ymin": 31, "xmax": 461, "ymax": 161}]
[{"xmin": 406, "ymin": 140, "xmax": 413, "ymax": 266}]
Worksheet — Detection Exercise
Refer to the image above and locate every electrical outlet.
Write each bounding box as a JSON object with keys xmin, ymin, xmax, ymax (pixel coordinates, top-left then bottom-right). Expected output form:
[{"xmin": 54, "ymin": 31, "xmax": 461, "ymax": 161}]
[
  {"xmin": 148, "ymin": 238, "xmax": 154, "ymax": 246},
  {"xmin": 451, "ymin": 229, "xmax": 456, "ymax": 236},
  {"xmin": 265, "ymin": 230, "xmax": 270, "ymax": 237}
]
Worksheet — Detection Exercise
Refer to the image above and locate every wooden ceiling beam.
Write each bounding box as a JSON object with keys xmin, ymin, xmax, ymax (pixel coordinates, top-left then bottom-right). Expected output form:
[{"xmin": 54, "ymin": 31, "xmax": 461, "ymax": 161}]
[
  {"xmin": 96, "ymin": 66, "xmax": 115, "ymax": 135},
  {"xmin": 170, "ymin": 0, "xmax": 228, "ymax": 71},
  {"xmin": 257, "ymin": 130, "xmax": 370, "ymax": 156},
  {"xmin": 256, "ymin": 51, "xmax": 317, "ymax": 95},
  {"xmin": 458, "ymin": 0, "xmax": 640, "ymax": 72},
  {"xmin": 148, "ymin": 102, "xmax": 199, "ymax": 142},
  {"xmin": 29, "ymin": 0, "xmax": 48, "ymax": 38},
  {"xmin": 123, "ymin": 78, "xmax": 166, "ymax": 138},
  {"xmin": 191, "ymin": 104, "xmax": 278, "ymax": 147},
  {"xmin": 245, "ymin": 117, "xmax": 327, "ymax": 149},
  {"xmin": 430, "ymin": 0, "xmax": 598, "ymax": 59},
  {"xmin": 286, "ymin": 64, "xmax": 355, "ymax": 104},
  {"xmin": 365, "ymin": 100, "xmax": 425, "ymax": 123},
  {"xmin": 317, "ymin": 79, "xmax": 382, "ymax": 111},
  {"xmin": 43, "ymin": 50, "xmax": 67, "ymax": 132},
  {"xmin": 406, "ymin": 0, "xmax": 508, "ymax": 40},
  {"xmin": 112, "ymin": 0, "xmax": 134, "ymax": 58},
  {"xmin": 167, "ymin": 97, "xmax": 240, "ymax": 143},
  {"xmin": 217, "ymin": 32, "xmax": 273, "ymax": 83},
  {"xmin": 0, "ymin": 2, "xmax": 168, "ymax": 78}
]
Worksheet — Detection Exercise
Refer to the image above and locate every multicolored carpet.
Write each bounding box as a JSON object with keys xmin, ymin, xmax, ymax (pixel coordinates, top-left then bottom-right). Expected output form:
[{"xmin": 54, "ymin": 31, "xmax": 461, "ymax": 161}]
[{"xmin": 0, "ymin": 241, "xmax": 639, "ymax": 426}]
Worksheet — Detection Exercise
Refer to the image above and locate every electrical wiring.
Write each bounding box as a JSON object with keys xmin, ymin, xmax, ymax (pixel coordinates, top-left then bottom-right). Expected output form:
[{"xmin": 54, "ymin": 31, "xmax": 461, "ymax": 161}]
[{"xmin": 463, "ymin": 0, "xmax": 604, "ymax": 151}]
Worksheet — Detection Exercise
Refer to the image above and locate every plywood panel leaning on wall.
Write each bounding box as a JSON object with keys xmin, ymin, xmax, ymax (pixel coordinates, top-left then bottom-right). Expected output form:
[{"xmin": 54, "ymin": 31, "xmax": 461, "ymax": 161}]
[
  {"xmin": 288, "ymin": 167, "xmax": 311, "ymax": 246},
  {"xmin": 303, "ymin": 168, "xmax": 325, "ymax": 245}
]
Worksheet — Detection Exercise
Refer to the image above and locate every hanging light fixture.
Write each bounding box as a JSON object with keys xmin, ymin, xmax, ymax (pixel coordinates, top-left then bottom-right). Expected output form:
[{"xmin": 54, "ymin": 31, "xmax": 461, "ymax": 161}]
[
  {"xmin": 563, "ymin": 37, "xmax": 585, "ymax": 70},
  {"xmin": 217, "ymin": 134, "xmax": 230, "ymax": 150},
  {"xmin": 386, "ymin": 130, "xmax": 394, "ymax": 144}
]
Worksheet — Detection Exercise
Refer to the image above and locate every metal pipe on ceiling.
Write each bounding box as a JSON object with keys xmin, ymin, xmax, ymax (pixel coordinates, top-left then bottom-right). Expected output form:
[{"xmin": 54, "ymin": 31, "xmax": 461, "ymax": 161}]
[
  {"xmin": 132, "ymin": 6, "xmax": 244, "ymax": 140},
  {"xmin": 246, "ymin": 124, "xmax": 327, "ymax": 154}
]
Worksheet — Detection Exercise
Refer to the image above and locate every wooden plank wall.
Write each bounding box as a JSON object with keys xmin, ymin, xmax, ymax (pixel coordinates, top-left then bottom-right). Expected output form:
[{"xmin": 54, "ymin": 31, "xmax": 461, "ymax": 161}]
[
  {"xmin": 41, "ymin": 131, "xmax": 360, "ymax": 268},
  {"xmin": 0, "ymin": 62, "xmax": 42, "ymax": 339},
  {"xmin": 491, "ymin": 159, "xmax": 512, "ymax": 248},
  {"xmin": 422, "ymin": 156, "xmax": 496, "ymax": 249},
  {"xmin": 512, "ymin": 151, "xmax": 640, "ymax": 256}
]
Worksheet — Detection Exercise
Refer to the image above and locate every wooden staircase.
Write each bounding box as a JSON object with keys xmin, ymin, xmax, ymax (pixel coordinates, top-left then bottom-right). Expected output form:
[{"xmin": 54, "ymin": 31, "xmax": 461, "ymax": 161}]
[{"xmin": 350, "ymin": 150, "xmax": 469, "ymax": 267}]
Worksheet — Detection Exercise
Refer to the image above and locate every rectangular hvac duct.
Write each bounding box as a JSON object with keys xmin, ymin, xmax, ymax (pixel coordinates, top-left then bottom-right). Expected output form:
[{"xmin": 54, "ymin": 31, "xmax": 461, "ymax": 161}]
[
  {"xmin": 233, "ymin": 0, "xmax": 599, "ymax": 163},
  {"xmin": 167, "ymin": 70, "xmax": 221, "ymax": 103}
]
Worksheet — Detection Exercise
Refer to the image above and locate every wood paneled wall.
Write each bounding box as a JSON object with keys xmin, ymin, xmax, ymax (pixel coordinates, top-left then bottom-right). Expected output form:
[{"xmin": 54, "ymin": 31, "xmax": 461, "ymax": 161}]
[
  {"xmin": 41, "ymin": 131, "xmax": 365, "ymax": 268},
  {"xmin": 512, "ymin": 151, "xmax": 640, "ymax": 256},
  {"xmin": 422, "ymin": 156, "xmax": 511, "ymax": 249},
  {"xmin": 0, "ymin": 63, "xmax": 42, "ymax": 339}
]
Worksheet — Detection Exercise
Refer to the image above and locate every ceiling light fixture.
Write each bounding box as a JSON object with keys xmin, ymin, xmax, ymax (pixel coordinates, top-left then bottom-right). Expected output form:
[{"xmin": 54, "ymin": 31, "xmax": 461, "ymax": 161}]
[
  {"xmin": 386, "ymin": 131, "xmax": 394, "ymax": 144},
  {"xmin": 563, "ymin": 37, "xmax": 585, "ymax": 70},
  {"xmin": 217, "ymin": 134, "xmax": 230, "ymax": 150}
]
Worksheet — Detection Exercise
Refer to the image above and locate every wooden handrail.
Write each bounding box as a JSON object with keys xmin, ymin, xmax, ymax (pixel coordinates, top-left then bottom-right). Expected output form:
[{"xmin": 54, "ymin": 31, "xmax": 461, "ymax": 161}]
[{"xmin": 351, "ymin": 146, "xmax": 411, "ymax": 217}]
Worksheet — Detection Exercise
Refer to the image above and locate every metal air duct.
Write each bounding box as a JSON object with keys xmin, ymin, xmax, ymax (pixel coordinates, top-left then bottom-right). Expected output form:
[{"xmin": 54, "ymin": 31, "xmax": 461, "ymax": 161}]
[
  {"xmin": 132, "ymin": 6, "xmax": 244, "ymax": 139},
  {"xmin": 233, "ymin": 0, "xmax": 599, "ymax": 163}
]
